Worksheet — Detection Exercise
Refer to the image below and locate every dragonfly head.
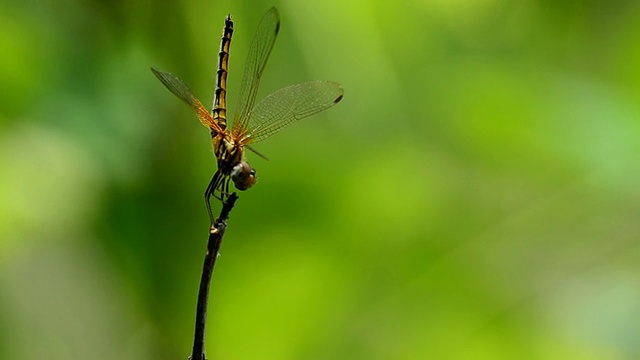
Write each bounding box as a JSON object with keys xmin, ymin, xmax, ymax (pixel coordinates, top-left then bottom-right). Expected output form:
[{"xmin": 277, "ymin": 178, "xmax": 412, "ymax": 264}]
[{"xmin": 230, "ymin": 161, "xmax": 257, "ymax": 191}]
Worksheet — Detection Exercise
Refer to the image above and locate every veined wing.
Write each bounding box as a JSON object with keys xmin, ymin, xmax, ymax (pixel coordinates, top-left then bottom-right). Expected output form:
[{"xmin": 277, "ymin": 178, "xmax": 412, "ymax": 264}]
[
  {"xmin": 240, "ymin": 81, "xmax": 343, "ymax": 144},
  {"xmin": 150, "ymin": 67, "xmax": 222, "ymax": 132},
  {"xmin": 232, "ymin": 7, "xmax": 280, "ymax": 133}
]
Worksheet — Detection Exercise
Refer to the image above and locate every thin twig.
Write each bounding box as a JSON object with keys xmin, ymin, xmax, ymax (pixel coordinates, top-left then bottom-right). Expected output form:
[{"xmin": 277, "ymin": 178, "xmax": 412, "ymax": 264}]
[{"xmin": 190, "ymin": 193, "xmax": 239, "ymax": 360}]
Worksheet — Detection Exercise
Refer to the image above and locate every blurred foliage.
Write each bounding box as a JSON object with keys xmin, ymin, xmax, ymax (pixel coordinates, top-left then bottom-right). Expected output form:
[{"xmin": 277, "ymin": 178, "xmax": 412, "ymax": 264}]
[{"xmin": 1, "ymin": 0, "xmax": 640, "ymax": 359}]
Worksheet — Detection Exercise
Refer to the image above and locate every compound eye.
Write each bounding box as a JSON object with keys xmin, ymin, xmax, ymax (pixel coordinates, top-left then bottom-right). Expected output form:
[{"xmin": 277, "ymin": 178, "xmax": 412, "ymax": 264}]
[{"xmin": 231, "ymin": 162, "xmax": 257, "ymax": 191}]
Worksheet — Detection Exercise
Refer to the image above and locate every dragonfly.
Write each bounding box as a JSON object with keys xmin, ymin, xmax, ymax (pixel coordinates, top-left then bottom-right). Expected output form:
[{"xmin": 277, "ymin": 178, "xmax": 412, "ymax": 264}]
[{"xmin": 151, "ymin": 7, "xmax": 343, "ymax": 224}]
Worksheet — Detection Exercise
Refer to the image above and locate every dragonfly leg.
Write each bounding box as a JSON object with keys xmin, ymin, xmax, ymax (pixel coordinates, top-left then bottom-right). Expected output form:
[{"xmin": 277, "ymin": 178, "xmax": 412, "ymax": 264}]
[
  {"xmin": 204, "ymin": 171, "xmax": 223, "ymax": 224},
  {"xmin": 223, "ymin": 177, "xmax": 231, "ymax": 199}
]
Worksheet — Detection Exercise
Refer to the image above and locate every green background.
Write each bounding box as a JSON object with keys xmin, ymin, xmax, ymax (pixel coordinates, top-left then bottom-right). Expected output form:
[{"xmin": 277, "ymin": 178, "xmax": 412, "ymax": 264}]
[{"xmin": 1, "ymin": 0, "xmax": 640, "ymax": 359}]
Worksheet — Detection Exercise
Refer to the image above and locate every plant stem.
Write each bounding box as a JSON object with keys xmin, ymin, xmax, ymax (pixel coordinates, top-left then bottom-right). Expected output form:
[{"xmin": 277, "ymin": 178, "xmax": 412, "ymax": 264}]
[{"xmin": 190, "ymin": 193, "xmax": 239, "ymax": 360}]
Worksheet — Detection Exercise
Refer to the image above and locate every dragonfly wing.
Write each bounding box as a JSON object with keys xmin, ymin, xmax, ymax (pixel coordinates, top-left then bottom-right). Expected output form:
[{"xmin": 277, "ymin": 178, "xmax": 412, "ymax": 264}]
[
  {"xmin": 231, "ymin": 7, "xmax": 280, "ymax": 133},
  {"xmin": 242, "ymin": 81, "xmax": 343, "ymax": 144},
  {"xmin": 151, "ymin": 67, "xmax": 220, "ymax": 131}
]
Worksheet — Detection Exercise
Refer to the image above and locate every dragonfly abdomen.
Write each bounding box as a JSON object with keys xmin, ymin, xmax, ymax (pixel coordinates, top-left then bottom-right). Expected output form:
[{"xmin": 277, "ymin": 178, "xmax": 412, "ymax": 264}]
[{"xmin": 212, "ymin": 14, "xmax": 233, "ymax": 130}]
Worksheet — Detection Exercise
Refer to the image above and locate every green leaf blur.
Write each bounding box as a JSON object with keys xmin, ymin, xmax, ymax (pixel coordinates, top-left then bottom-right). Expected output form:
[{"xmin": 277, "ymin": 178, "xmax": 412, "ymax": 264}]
[{"xmin": 1, "ymin": 0, "xmax": 639, "ymax": 359}]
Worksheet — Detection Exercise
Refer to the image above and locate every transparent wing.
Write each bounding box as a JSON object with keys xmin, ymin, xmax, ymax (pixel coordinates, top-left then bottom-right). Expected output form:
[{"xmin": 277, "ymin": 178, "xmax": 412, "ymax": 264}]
[
  {"xmin": 231, "ymin": 7, "xmax": 280, "ymax": 132},
  {"xmin": 150, "ymin": 67, "xmax": 221, "ymax": 132},
  {"xmin": 242, "ymin": 81, "xmax": 343, "ymax": 144}
]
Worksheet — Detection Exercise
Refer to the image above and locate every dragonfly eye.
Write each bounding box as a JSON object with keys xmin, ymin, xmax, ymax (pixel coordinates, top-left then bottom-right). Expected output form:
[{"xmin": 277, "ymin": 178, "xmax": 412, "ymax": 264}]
[{"xmin": 231, "ymin": 162, "xmax": 257, "ymax": 191}]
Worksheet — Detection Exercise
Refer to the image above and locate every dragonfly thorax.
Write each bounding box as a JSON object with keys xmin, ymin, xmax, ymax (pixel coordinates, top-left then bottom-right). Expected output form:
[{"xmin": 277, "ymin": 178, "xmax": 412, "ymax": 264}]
[
  {"xmin": 230, "ymin": 162, "xmax": 257, "ymax": 190},
  {"xmin": 212, "ymin": 134, "xmax": 256, "ymax": 191},
  {"xmin": 213, "ymin": 135, "xmax": 241, "ymax": 168}
]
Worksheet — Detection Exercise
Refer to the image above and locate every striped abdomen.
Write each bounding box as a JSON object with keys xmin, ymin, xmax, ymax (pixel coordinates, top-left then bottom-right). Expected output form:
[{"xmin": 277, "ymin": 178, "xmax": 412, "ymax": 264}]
[{"xmin": 212, "ymin": 14, "xmax": 233, "ymax": 130}]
